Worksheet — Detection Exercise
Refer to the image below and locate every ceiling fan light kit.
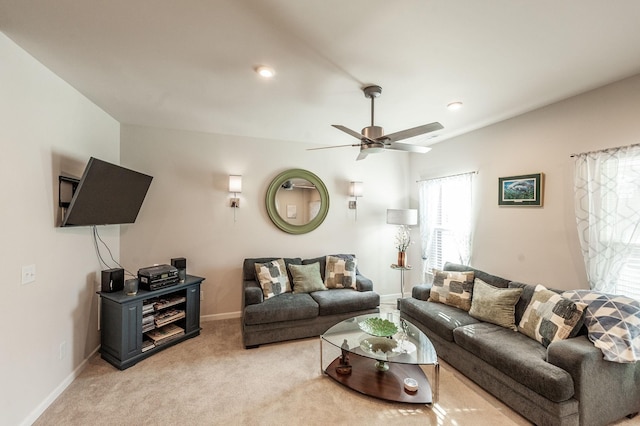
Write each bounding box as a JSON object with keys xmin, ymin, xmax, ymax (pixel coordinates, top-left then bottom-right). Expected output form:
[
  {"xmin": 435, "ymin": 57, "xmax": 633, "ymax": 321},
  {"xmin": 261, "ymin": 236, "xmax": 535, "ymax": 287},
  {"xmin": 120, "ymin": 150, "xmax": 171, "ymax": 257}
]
[{"xmin": 309, "ymin": 85, "xmax": 443, "ymax": 160}]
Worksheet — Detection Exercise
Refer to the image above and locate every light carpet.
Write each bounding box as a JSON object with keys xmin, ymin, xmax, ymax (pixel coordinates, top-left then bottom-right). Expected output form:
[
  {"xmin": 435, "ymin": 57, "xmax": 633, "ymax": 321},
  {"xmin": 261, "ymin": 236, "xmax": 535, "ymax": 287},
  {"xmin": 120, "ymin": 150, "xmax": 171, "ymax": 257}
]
[{"xmin": 35, "ymin": 318, "xmax": 535, "ymax": 425}]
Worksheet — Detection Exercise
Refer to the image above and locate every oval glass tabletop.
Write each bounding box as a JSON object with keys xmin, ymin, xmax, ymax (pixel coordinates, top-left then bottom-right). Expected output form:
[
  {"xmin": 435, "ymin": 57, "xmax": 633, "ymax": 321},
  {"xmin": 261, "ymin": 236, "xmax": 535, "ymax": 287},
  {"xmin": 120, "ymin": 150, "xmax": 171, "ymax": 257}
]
[{"xmin": 321, "ymin": 313, "xmax": 437, "ymax": 365}]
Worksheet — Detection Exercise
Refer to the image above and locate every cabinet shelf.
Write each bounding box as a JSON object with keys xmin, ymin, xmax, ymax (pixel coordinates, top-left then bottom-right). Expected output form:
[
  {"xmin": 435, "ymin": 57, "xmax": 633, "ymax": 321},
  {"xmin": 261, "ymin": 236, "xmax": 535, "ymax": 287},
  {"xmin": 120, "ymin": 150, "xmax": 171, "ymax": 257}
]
[{"xmin": 99, "ymin": 275, "xmax": 204, "ymax": 370}]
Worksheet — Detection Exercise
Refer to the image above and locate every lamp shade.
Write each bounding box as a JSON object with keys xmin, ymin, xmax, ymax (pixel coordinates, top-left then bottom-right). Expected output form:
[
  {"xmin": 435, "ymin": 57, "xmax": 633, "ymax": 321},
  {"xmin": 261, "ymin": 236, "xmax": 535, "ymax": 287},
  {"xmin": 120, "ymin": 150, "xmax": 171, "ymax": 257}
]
[
  {"xmin": 349, "ymin": 181, "xmax": 363, "ymax": 197},
  {"xmin": 229, "ymin": 175, "xmax": 242, "ymax": 193},
  {"xmin": 386, "ymin": 209, "xmax": 417, "ymax": 226}
]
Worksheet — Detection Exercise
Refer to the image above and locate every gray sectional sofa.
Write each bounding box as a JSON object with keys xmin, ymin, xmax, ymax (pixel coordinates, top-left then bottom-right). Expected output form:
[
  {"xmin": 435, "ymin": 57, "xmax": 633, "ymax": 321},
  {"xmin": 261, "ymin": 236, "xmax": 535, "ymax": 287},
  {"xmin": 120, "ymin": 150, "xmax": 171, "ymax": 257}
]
[
  {"xmin": 400, "ymin": 262, "xmax": 640, "ymax": 426},
  {"xmin": 242, "ymin": 254, "xmax": 380, "ymax": 348}
]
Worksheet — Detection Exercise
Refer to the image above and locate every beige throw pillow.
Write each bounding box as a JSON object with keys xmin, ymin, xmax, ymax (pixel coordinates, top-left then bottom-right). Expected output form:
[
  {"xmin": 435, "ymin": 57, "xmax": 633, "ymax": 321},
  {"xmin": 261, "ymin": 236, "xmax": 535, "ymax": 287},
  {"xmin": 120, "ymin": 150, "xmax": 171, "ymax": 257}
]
[
  {"xmin": 254, "ymin": 258, "xmax": 291, "ymax": 299},
  {"xmin": 325, "ymin": 255, "xmax": 357, "ymax": 289},
  {"xmin": 469, "ymin": 278, "xmax": 523, "ymax": 331},
  {"xmin": 519, "ymin": 285, "xmax": 587, "ymax": 347},
  {"xmin": 428, "ymin": 269, "xmax": 475, "ymax": 311}
]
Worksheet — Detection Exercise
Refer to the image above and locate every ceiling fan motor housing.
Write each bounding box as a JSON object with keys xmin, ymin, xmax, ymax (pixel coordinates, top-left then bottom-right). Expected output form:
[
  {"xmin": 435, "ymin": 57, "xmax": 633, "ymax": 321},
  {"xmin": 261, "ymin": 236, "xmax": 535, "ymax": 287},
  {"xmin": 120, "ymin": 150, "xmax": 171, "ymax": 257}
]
[{"xmin": 362, "ymin": 125, "xmax": 384, "ymax": 140}]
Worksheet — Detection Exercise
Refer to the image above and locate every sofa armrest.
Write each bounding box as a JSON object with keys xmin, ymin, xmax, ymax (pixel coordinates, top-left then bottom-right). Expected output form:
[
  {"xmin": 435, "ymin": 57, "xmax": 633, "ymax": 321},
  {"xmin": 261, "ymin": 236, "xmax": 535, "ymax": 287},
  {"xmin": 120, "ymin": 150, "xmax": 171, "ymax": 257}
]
[
  {"xmin": 243, "ymin": 280, "xmax": 264, "ymax": 306},
  {"xmin": 547, "ymin": 336, "xmax": 640, "ymax": 425},
  {"xmin": 356, "ymin": 274, "xmax": 373, "ymax": 292},
  {"xmin": 411, "ymin": 284, "xmax": 432, "ymax": 301}
]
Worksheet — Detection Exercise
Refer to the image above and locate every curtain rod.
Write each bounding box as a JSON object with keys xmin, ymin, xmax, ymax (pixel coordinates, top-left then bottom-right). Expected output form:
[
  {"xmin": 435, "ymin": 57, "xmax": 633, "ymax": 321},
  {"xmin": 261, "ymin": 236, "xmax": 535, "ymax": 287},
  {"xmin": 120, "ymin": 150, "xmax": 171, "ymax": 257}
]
[
  {"xmin": 570, "ymin": 142, "xmax": 640, "ymax": 158},
  {"xmin": 416, "ymin": 170, "xmax": 477, "ymax": 183}
]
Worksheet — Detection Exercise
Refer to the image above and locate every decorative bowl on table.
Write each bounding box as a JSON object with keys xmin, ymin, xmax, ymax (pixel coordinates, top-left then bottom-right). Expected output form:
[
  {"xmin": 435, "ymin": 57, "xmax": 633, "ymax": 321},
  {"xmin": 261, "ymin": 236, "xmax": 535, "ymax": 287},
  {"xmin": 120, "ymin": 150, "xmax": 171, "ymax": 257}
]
[
  {"xmin": 359, "ymin": 337, "xmax": 400, "ymax": 357},
  {"xmin": 358, "ymin": 317, "xmax": 398, "ymax": 337}
]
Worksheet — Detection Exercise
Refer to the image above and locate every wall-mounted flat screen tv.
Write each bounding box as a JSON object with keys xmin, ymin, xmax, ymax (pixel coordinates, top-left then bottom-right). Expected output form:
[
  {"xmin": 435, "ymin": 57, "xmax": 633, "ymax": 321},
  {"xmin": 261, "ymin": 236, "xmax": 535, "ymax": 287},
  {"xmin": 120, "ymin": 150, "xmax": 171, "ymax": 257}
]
[{"xmin": 61, "ymin": 157, "xmax": 153, "ymax": 227}]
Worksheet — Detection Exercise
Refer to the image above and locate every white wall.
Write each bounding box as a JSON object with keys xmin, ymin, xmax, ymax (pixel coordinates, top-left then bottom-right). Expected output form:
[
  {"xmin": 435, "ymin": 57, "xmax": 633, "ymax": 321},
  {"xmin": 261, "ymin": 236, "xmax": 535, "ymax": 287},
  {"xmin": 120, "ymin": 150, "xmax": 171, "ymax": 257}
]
[
  {"xmin": 0, "ymin": 33, "xmax": 120, "ymax": 425},
  {"xmin": 120, "ymin": 125, "xmax": 412, "ymax": 317},
  {"xmin": 409, "ymin": 73, "xmax": 640, "ymax": 290}
]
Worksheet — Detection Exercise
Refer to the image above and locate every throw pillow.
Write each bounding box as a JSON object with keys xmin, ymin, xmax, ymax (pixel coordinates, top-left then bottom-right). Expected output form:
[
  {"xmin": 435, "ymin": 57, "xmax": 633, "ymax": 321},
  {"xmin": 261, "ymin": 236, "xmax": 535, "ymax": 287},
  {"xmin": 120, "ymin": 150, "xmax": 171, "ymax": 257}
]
[
  {"xmin": 254, "ymin": 258, "xmax": 291, "ymax": 299},
  {"xmin": 518, "ymin": 285, "xmax": 587, "ymax": 347},
  {"xmin": 288, "ymin": 262, "xmax": 327, "ymax": 294},
  {"xmin": 428, "ymin": 269, "xmax": 475, "ymax": 311},
  {"xmin": 563, "ymin": 290, "xmax": 640, "ymax": 363},
  {"xmin": 324, "ymin": 255, "xmax": 357, "ymax": 289},
  {"xmin": 469, "ymin": 278, "xmax": 523, "ymax": 330}
]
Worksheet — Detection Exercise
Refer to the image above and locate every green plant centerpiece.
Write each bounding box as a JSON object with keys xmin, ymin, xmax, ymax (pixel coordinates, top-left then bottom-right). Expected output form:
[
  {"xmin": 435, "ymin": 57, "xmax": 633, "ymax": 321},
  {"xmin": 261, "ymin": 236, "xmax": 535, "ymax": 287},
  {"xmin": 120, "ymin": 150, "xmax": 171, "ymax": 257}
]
[{"xmin": 358, "ymin": 317, "xmax": 398, "ymax": 337}]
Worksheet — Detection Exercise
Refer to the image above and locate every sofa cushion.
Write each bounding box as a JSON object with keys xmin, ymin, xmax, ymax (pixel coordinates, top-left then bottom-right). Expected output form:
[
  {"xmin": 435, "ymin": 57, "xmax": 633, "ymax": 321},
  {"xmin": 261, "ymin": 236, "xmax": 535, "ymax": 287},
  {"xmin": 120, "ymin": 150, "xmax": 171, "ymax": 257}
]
[
  {"xmin": 324, "ymin": 255, "xmax": 357, "ymax": 289},
  {"xmin": 428, "ymin": 270, "xmax": 475, "ymax": 311},
  {"xmin": 518, "ymin": 285, "xmax": 586, "ymax": 347},
  {"xmin": 254, "ymin": 258, "xmax": 291, "ymax": 299},
  {"xmin": 400, "ymin": 297, "xmax": 480, "ymax": 342},
  {"xmin": 289, "ymin": 263, "xmax": 327, "ymax": 294},
  {"xmin": 310, "ymin": 288, "xmax": 379, "ymax": 316},
  {"xmin": 243, "ymin": 293, "xmax": 319, "ymax": 325},
  {"xmin": 453, "ymin": 322, "xmax": 575, "ymax": 402},
  {"xmin": 469, "ymin": 278, "xmax": 523, "ymax": 331},
  {"xmin": 563, "ymin": 290, "xmax": 640, "ymax": 363}
]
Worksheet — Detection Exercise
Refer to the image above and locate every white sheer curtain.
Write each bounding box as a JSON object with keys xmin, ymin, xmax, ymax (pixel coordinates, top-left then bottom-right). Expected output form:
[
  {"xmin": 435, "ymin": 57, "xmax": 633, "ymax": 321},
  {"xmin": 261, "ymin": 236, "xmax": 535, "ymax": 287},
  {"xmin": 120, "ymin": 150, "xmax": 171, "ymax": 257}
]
[
  {"xmin": 574, "ymin": 144, "xmax": 640, "ymax": 297},
  {"xmin": 419, "ymin": 172, "xmax": 473, "ymax": 282}
]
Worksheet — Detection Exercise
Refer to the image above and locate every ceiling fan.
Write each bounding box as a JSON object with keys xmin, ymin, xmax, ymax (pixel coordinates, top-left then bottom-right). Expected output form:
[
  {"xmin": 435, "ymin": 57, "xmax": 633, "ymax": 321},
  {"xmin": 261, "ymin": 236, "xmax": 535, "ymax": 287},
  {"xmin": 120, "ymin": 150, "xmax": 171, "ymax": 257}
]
[{"xmin": 309, "ymin": 85, "xmax": 443, "ymax": 160}]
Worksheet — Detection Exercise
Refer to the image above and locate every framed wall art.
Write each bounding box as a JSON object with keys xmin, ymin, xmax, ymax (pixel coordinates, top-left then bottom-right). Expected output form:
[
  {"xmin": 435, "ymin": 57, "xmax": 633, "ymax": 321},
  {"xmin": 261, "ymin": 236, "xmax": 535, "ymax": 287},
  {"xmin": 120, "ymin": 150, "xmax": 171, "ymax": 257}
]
[{"xmin": 498, "ymin": 173, "xmax": 544, "ymax": 206}]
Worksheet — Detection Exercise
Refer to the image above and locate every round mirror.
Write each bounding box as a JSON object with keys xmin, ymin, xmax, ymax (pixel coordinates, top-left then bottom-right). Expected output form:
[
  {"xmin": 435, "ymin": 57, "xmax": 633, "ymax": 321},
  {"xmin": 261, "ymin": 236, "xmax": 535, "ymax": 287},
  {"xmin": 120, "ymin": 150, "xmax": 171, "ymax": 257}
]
[{"xmin": 266, "ymin": 169, "xmax": 329, "ymax": 234}]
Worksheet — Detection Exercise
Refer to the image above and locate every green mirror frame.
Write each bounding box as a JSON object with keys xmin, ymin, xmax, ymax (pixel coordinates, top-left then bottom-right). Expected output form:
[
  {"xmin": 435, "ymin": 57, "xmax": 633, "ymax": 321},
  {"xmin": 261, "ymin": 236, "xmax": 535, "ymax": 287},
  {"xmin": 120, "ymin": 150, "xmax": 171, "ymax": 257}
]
[{"xmin": 265, "ymin": 169, "xmax": 330, "ymax": 234}]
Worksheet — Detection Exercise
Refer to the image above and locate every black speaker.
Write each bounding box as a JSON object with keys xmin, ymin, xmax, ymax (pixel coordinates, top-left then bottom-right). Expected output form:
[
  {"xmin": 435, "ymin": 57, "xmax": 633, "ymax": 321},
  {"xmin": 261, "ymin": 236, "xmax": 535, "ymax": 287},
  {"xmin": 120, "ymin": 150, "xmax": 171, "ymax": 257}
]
[
  {"xmin": 101, "ymin": 268, "xmax": 124, "ymax": 293},
  {"xmin": 171, "ymin": 257, "xmax": 187, "ymax": 282}
]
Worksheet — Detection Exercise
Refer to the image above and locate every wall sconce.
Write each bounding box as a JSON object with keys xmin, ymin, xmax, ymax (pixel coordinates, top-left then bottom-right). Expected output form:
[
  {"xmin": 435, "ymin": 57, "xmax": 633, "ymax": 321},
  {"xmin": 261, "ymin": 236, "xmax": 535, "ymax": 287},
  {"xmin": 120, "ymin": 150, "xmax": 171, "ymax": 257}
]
[
  {"xmin": 229, "ymin": 175, "xmax": 242, "ymax": 221},
  {"xmin": 349, "ymin": 181, "xmax": 363, "ymax": 220}
]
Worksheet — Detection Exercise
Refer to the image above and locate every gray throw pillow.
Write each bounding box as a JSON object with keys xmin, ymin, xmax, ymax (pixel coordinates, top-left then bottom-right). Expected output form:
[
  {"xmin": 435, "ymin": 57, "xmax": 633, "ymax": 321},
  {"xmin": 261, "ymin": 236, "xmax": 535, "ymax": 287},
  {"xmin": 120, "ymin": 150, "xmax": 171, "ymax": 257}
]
[
  {"xmin": 469, "ymin": 278, "xmax": 523, "ymax": 331},
  {"xmin": 289, "ymin": 262, "xmax": 327, "ymax": 293}
]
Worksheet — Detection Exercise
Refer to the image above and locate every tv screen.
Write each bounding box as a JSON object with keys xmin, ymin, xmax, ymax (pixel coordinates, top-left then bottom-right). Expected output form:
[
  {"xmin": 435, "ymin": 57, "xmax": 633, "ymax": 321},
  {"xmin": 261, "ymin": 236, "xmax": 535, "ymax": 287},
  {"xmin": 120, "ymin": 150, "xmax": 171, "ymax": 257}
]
[{"xmin": 61, "ymin": 157, "xmax": 153, "ymax": 227}]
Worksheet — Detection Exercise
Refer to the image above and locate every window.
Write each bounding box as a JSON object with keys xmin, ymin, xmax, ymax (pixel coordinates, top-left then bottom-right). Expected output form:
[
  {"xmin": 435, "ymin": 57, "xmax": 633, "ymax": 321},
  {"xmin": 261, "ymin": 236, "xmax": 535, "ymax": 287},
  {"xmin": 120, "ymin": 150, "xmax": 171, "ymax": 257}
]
[
  {"xmin": 418, "ymin": 172, "xmax": 474, "ymax": 281},
  {"xmin": 574, "ymin": 144, "xmax": 640, "ymax": 299}
]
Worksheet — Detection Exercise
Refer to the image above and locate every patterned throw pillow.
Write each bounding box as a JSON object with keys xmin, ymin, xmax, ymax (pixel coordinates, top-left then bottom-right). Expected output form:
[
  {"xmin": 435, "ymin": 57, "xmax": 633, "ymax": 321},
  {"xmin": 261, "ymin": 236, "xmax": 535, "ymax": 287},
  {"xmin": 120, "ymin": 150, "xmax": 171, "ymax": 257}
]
[
  {"xmin": 288, "ymin": 262, "xmax": 327, "ymax": 293},
  {"xmin": 563, "ymin": 290, "xmax": 640, "ymax": 363},
  {"xmin": 428, "ymin": 269, "xmax": 475, "ymax": 311},
  {"xmin": 254, "ymin": 258, "xmax": 291, "ymax": 299},
  {"xmin": 469, "ymin": 278, "xmax": 523, "ymax": 330},
  {"xmin": 324, "ymin": 255, "xmax": 357, "ymax": 289},
  {"xmin": 518, "ymin": 285, "xmax": 586, "ymax": 347}
]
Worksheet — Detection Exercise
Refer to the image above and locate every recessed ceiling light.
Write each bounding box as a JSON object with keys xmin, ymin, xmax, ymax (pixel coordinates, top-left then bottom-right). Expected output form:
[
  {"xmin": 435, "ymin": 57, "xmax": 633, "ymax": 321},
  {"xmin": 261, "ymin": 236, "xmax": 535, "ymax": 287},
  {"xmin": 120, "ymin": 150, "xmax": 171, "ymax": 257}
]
[
  {"xmin": 447, "ymin": 101, "xmax": 463, "ymax": 111},
  {"xmin": 255, "ymin": 65, "xmax": 275, "ymax": 79}
]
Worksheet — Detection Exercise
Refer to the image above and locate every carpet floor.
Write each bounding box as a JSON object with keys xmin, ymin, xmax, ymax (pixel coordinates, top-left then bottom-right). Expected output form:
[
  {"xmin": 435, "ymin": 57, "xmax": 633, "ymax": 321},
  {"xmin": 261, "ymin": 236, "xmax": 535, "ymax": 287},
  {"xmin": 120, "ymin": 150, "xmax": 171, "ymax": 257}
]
[{"xmin": 33, "ymin": 317, "xmax": 540, "ymax": 426}]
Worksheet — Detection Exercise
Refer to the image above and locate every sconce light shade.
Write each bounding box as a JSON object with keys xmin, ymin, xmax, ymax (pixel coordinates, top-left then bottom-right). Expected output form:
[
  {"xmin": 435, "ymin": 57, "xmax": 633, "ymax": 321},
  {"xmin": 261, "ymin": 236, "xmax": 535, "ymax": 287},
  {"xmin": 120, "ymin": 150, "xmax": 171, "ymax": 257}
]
[
  {"xmin": 229, "ymin": 175, "xmax": 242, "ymax": 193},
  {"xmin": 349, "ymin": 181, "xmax": 364, "ymax": 198},
  {"xmin": 386, "ymin": 209, "xmax": 418, "ymax": 226}
]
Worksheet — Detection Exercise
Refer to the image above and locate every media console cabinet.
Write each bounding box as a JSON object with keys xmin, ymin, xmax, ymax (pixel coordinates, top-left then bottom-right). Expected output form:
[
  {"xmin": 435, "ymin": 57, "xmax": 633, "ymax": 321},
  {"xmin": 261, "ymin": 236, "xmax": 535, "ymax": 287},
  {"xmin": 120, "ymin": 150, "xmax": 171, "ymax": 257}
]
[{"xmin": 99, "ymin": 275, "xmax": 204, "ymax": 370}]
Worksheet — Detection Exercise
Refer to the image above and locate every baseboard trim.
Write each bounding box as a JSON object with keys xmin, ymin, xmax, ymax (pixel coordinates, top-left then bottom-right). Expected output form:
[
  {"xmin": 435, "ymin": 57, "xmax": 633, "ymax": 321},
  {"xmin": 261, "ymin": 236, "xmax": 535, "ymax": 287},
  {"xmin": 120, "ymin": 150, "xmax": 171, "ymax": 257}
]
[
  {"xmin": 21, "ymin": 345, "xmax": 100, "ymax": 426},
  {"xmin": 201, "ymin": 311, "xmax": 241, "ymax": 322}
]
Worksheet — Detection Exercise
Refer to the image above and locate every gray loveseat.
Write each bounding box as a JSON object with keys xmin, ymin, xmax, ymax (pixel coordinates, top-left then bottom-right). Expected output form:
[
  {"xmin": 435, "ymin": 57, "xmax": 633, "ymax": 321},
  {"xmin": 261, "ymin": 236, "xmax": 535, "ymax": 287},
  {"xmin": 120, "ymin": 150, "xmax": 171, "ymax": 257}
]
[
  {"xmin": 400, "ymin": 262, "xmax": 640, "ymax": 426},
  {"xmin": 242, "ymin": 254, "xmax": 380, "ymax": 348}
]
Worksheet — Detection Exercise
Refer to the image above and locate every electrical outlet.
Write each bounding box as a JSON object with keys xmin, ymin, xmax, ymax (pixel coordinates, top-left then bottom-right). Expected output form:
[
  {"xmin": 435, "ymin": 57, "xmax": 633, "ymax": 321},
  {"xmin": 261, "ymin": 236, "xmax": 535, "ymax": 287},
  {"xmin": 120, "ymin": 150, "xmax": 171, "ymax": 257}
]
[
  {"xmin": 21, "ymin": 264, "xmax": 36, "ymax": 285},
  {"xmin": 59, "ymin": 341, "xmax": 66, "ymax": 360},
  {"xmin": 200, "ymin": 290, "xmax": 204, "ymax": 301}
]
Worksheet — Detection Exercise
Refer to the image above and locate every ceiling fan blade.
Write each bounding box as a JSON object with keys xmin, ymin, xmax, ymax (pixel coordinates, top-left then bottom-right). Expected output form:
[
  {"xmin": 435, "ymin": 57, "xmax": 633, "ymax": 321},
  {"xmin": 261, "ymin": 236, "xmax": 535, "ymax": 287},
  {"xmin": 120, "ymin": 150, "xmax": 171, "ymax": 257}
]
[
  {"xmin": 388, "ymin": 142, "xmax": 432, "ymax": 154},
  {"xmin": 356, "ymin": 150, "xmax": 368, "ymax": 161},
  {"xmin": 307, "ymin": 143, "xmax": 358, "ymax": 151},
  {"xmin": 381, "ymin": 122, "xmax": 444, "ymax": 143},
  {"xmin": 332, "ymin": 125, "xmax": 376, "ymax": 144}
]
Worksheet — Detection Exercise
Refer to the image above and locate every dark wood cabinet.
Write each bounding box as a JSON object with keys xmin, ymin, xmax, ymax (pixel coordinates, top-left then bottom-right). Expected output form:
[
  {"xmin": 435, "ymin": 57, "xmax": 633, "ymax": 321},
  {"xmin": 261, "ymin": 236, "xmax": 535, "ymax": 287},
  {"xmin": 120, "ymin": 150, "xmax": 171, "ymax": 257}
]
[{"xmin": 99, "ymin": 275, "xmax": 204, "ymax": 370}]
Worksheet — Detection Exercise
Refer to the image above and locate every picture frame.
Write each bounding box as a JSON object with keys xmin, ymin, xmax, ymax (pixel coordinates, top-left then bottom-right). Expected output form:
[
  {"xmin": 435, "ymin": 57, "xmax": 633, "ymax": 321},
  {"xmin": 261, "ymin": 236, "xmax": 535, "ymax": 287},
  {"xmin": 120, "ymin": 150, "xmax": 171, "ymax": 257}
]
[{"xmin": 498, "ymin": 173, "xmax": 544, "ymax": 206}]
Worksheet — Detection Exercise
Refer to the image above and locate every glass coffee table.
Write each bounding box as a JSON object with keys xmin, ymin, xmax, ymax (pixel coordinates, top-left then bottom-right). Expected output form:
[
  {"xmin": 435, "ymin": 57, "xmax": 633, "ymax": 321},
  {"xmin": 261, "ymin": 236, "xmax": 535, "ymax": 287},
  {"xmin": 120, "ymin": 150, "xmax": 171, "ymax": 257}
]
[{"xmin": 320, "ymin": 312, "xmax": 439, "ymax": 405}]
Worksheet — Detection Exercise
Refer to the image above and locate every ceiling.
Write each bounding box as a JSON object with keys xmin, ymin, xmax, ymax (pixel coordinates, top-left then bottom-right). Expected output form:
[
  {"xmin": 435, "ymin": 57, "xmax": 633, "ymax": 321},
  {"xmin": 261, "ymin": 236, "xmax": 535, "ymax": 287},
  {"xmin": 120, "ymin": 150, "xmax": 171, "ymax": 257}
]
[{"xmin": 2, "ymin": 0, "xmax": 640, "ymax": 149}]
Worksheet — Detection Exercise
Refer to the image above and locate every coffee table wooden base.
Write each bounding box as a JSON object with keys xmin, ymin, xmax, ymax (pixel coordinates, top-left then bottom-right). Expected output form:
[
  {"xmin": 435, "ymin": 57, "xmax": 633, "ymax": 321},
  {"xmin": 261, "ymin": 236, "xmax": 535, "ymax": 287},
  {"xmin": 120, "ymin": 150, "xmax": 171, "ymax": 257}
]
[{"xmin": 325, "ymin": 353, "xmax": 432, "ymax": 404}]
